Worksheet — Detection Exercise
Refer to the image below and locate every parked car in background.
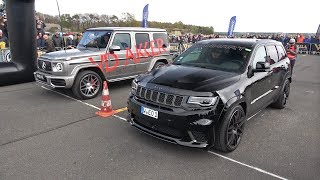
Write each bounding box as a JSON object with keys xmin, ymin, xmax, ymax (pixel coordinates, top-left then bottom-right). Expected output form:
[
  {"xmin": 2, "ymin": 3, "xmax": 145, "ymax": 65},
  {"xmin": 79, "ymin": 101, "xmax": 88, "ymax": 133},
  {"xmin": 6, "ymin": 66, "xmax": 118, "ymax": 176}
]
[
  {"xmin": 127, "ymin": 39, "xmax": 291, "ymax": 152},
  {"xmin": 34, "ymin": 27, "xmax": 171, "ymax": 99}
]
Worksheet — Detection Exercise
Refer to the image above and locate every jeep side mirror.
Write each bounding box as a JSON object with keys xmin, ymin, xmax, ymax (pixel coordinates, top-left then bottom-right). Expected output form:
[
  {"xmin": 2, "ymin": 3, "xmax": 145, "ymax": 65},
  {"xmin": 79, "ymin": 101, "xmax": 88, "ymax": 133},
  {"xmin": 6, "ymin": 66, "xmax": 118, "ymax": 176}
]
[
  {"xmin": 253, "ymin": 62, "xmax": 270, "ymax": 72},
  {"xmin": 247, "ymin": 65, "xmax": 254, "ymax": 78},
  {"xmin": 109, "ymin": 45, "xmax": 121, "ymax": 54}
]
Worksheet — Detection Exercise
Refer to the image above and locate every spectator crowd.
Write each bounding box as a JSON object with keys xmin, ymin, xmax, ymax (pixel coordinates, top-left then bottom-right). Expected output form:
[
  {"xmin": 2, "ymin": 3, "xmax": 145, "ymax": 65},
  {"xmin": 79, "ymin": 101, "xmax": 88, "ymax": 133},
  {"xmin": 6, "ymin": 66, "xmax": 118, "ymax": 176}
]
[
  {"xmin": 35, "ymin": 14, "xmax": 83, "ymax": 53},
  {"xmin": 0, "ymin": 11, "xmax": 319, "ymax": 53},
  {"xmin": 169, "ymin": 33, "xmax": 320, "ymax": 46}
]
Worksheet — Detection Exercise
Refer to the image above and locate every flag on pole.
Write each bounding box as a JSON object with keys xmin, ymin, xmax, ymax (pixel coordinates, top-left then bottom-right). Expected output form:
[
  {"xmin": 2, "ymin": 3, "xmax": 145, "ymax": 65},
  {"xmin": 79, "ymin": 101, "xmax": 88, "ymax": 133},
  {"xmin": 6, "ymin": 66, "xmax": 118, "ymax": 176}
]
[
  {"xmin": 227, "ymin": 16, "xmax": 237, "ymax": 37},
  {"xmin": 142, "ymin": 4, "xmax": 149, "ymax": 28}
]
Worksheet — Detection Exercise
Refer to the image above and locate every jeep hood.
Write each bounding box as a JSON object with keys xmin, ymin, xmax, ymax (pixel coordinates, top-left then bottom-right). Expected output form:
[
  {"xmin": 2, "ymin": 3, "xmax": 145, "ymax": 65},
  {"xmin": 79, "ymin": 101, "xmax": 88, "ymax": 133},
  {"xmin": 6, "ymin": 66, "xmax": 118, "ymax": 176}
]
[
  {"xmin": 142, "ymin": 65, "xmax": 240, "ymax": 92},
  {"xmin": 40, "ymin": 49, "xmax": 101, "ymax": 61}
]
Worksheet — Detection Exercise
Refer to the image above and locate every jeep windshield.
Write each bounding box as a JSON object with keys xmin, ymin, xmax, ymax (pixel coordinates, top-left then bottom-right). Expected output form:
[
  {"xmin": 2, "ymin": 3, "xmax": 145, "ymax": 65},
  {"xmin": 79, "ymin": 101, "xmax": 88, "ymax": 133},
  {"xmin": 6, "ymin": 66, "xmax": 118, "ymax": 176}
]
[
  {"xmin": 77, "ymin": 30, "xmax": 112, "ymax": 49},
  {"xmin": 173, "ymin": 43, "xmax": 252, "ymax": 73}
]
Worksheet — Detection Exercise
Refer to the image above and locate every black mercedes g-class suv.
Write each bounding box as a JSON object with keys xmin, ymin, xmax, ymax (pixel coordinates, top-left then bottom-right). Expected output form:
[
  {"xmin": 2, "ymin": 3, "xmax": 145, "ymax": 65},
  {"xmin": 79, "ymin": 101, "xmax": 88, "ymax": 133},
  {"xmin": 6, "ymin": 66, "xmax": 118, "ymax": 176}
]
[{"xmin": 127, "ymin": 39, "xmax": 291, "ymax": 152}]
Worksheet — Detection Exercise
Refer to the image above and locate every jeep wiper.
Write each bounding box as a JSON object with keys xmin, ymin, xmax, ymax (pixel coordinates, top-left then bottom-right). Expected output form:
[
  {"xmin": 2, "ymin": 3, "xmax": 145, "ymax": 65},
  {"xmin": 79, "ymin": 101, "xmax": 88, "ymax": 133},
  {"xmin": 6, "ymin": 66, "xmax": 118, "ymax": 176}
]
[{"xmin": 192, "ymin": 64, "xmax": 208, "ymax": 69}]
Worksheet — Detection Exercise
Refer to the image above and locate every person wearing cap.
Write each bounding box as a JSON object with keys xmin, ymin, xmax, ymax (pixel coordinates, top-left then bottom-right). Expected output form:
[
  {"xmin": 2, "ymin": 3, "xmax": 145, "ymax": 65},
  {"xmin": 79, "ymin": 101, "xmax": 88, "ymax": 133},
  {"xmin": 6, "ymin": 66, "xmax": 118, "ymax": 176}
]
[
  {"xmin": 285, "ymin": 38, "xmax": 298, "ymax": 74},
  {"xmin": 66, "ymin": 35, "xmax": 76, "ymax": 49}
]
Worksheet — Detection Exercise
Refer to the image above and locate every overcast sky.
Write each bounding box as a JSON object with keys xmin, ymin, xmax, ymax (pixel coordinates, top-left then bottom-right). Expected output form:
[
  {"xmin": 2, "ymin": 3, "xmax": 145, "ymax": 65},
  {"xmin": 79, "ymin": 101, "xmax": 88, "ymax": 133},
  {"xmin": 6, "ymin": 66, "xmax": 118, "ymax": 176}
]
[{"xmin": 35, "ymin": 0, "xmax": 319, "ymax": 33}]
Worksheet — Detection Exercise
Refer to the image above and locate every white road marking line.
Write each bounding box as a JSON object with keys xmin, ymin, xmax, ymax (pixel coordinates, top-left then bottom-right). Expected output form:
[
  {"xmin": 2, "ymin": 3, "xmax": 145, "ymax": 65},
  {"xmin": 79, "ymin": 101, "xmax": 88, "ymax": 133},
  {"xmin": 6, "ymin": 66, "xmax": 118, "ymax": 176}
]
[
  {"xmin": 111, "ymin": 113, "xmax": 288, "ymax": 180},
  {"xmin": 40, "ymin": 86, "xmax": 127, "ymax": 120},
  {"xmin": 39, "ymin": 85, "xmax": 287, "ymax": 179},
  {"xmin": 246, "ymin": 110, "xmax": 261, "ymax": 121},
  {"xmin": 113, "ymin": 114, "xmax": 127, "ymax": 122},
  {"xmin": 41, "ymin": 86, "xmax": 100, "ymax": 110},
  {"xmin": 207, "ymin": 151, "xmax": 288, "ymax": 180}
]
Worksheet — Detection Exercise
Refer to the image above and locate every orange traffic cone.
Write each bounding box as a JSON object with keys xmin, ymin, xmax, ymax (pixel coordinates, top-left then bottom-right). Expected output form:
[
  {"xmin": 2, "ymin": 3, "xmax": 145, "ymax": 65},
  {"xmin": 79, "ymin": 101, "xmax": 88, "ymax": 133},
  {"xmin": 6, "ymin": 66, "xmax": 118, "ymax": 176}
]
[{"xmin": 96, "ymin": 81, "xmax": 116, "ymax": 117}]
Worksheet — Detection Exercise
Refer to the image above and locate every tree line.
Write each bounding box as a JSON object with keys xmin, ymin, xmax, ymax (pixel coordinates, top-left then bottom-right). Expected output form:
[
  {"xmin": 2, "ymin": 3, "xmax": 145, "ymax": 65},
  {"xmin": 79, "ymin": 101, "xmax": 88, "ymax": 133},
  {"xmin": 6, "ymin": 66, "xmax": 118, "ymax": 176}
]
[{"xmin": 36, "ymin": 12, "xmax": 214, "ymax": 35}]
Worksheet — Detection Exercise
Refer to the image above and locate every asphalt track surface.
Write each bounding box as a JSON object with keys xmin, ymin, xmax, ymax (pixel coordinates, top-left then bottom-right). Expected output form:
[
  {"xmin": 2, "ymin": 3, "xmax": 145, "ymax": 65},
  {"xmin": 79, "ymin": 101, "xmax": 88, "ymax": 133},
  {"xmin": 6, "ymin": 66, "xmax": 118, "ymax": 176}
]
[{"xmin": 0, "ymin": 55, "xmax": 319, "ymax": 179}]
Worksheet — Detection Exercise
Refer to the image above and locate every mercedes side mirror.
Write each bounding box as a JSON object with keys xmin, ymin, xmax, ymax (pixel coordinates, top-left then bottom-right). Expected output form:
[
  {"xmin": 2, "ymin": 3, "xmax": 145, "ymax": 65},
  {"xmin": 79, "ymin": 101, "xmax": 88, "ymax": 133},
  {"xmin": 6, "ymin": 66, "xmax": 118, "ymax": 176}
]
[{"xmin": 109, "ymin": 45, "xmax": 121, "ymax": 54}]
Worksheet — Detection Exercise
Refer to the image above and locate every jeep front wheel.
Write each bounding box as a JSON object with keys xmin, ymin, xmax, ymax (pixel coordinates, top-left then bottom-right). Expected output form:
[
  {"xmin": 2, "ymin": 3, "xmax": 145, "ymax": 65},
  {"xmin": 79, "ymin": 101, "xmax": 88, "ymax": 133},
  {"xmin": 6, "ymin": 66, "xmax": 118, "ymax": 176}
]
[
  {"xmin": 72, "ymin": 70, "xmax": 102, "ymax": 100},
  {"xmin": 215, "ymin": 105, "xmax": 246, "ymax": 152}
]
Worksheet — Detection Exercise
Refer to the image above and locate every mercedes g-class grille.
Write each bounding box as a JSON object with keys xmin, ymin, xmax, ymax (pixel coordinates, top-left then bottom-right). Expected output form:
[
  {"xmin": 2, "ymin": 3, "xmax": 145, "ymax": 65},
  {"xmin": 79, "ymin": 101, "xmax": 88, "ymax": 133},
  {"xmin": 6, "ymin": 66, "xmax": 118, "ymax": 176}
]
[
  {"xmin": 38, "ymin": 60, "xmax": 52, "ymax": 71},
  {"xmin": 136, "ymin": 86, "xmax": 184, "ymax": 107}
]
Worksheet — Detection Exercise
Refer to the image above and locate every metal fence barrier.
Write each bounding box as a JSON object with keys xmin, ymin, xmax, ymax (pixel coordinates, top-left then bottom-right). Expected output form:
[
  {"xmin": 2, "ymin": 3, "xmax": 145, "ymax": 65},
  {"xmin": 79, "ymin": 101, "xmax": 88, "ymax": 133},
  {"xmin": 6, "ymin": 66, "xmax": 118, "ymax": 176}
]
[{"xmin": 296, "ymin": 43, "xmax": 320, "ymax": 55}]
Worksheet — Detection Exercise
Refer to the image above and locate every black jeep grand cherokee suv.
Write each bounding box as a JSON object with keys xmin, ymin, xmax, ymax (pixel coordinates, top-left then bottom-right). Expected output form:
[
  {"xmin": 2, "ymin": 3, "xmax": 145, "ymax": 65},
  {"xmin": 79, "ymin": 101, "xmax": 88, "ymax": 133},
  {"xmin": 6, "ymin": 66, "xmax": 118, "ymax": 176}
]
[{"xmin": 127, "ymin": 39, "xmax": 291, "ymax": 152}]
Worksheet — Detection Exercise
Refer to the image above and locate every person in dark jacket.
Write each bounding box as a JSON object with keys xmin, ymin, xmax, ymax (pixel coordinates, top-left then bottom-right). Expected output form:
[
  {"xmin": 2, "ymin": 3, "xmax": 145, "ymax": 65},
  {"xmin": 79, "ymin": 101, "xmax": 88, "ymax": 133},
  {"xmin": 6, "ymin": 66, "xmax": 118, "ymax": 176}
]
[
  {"xmin": 35, "ymin": 15, "xmax": 46, "ymax": 35},
  {"xmin": 303, "ymin": 35, "xmax": 311, "ymax": 43},
  {"xmin": 75, "ymin": 33, "xmax": 82, "ymax": 46},
  {"xmin": 43, "ymin": 34, "xmax": 55, "ymax": 53},
  {"xmin": 0, "ymin": 13, "xmax": 8, "ymax": 39},
  {"xmin": 36, "ymin": 32, "xmax": 45, "ymax": 49},
  {"xmin": 52, "ymin": 32, "xmax": 64, "ymax": 49}
]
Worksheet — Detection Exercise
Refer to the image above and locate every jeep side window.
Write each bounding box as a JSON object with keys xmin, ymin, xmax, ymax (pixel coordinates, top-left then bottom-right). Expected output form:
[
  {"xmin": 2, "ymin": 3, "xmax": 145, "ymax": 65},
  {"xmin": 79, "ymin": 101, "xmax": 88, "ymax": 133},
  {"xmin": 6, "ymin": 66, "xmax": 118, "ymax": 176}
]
[
  {"xmin": 276, "ymin": 45, "xmax": 286, "ymax": 61},
  {"xmin": 135, "ymin": 33, "xmax": 150, "ymax": 49},
  {"xmin": 111, "ymin": 33, "xmax": 131, "ymax": 50},
  {"xmin": 266, "ymin": 45, "xmax": 279, "ymax": 65},
  {"xmin": 252, "ymin": 46, "xmax": 267, "ymax": 69},
  {"xmin": 153, "ymin": 33, "xmax": 169, "ymax": 48}
]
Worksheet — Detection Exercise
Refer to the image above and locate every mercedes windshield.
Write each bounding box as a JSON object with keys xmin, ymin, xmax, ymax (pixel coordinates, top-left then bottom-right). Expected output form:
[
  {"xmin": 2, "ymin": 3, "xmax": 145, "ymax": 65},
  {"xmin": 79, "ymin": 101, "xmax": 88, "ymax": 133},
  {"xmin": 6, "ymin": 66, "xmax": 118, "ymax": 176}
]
[{"xmin": 77, "ymin": 30, "xmax": 112, "ymax": 49}]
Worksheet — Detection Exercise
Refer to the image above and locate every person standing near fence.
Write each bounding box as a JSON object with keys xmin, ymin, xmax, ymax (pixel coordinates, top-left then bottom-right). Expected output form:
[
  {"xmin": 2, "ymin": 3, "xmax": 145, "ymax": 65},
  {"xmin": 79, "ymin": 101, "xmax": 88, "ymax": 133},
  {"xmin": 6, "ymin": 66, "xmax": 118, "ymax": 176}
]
[
  {"xmin": 43, "ymin": 34, "xmax": 55, "ymax": 53},
  {"xmin": 52, "ymin": 32, "xmax": 64, "ymax": 50},
  {"xmin": 36, "ymin": 32, "xmax": 45, "ymax": 49},
  {"xmin": 35, "ymin": 15, "xmax": 46, "ymax": 35},
  {"xmin": 0, "ymin": 12, "xmax": 8, "ymax": 39},
  {"xmin": 285, "ymin": 38, "xmax": 298, "ymax": 74}
]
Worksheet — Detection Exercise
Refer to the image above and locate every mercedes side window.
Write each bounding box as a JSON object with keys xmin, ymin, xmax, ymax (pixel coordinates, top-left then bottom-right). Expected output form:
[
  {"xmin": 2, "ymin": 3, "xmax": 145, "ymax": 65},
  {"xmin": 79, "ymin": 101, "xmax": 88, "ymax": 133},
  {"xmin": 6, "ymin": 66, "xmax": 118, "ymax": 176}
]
[
  {"xmin": 266, "ymin": 45, "xmax": 279, "ymax": 65},
  {"xmin": 153, "ymin": 33, "xmax": 169, "ymax": 48},
  {"xmin": 276, "ymin": 45, "xmax": 286, "ymax": 61},
  {"xmin": 111, "ymin": 33, "xmax": 131, "ymax": 50},
  {"xmin": 252, "ymin": 46, "xmax": 267, "ymax": 69},
  {"xmin": 135, "ymin": 33, "xmax": 150, "ymax": 49}
]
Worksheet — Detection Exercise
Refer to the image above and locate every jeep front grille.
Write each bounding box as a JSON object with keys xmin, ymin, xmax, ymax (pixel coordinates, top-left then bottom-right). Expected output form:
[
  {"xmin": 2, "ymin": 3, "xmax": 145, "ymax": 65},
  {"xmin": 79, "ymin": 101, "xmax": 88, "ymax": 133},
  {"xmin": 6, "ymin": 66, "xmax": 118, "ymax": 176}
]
[{"xmin": 136, "ymin": 86, "xmax": 184, "ymax": 107}]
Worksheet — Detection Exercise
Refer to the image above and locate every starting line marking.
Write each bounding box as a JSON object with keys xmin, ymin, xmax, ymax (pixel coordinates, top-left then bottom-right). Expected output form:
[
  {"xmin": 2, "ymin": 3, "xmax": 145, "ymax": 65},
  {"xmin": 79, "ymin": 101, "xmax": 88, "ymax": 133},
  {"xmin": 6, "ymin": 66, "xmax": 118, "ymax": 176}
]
[{"xmin": 40, "ymin": 85, "xmax": 288, "ymax": 180}]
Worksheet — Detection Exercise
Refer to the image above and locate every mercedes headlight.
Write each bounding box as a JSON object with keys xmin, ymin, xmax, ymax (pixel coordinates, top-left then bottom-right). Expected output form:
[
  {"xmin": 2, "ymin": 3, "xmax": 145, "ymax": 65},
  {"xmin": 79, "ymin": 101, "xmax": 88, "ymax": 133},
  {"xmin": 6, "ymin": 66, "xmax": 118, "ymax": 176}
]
[
  {"xmin": 187, "ymin": 96, "xmax": 218, "ymax": 106},
  {"xmin": 52, "ymin": 62, "xmax": 63, "ymax": 72}
]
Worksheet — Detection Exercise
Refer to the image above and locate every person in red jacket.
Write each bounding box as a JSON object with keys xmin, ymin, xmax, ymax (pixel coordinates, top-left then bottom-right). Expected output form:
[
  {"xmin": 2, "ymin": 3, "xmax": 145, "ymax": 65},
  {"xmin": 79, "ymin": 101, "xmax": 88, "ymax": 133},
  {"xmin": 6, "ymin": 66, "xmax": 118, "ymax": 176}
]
[{"xmin": 285, "ymin": 38, "xmax": 299, "ymax": 74}]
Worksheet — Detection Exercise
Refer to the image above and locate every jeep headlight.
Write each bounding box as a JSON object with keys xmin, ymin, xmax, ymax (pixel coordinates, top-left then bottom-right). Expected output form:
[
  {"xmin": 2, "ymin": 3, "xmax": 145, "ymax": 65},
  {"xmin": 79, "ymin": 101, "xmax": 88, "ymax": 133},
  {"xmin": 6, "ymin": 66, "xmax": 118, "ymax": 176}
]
[
  {"xmin": 131, "ymin": 79, "xmax": 138, "ymax": 92},
  {"xmin": 52, "ymin": 62, "xmax": 63, "ymax": 72},
  {"xmin": 187, "ymin": 96, "xmax": 218, "ymax": 106}
]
